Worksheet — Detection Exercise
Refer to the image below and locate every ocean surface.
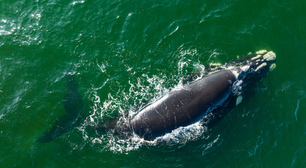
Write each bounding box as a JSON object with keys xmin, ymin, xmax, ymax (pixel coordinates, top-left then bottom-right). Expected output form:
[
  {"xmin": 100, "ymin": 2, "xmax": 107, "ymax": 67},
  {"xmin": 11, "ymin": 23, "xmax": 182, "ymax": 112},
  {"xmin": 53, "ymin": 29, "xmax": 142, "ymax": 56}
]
[{"xmin": 1, "ymin": 0, "xmax": 306, "ymax": 167}]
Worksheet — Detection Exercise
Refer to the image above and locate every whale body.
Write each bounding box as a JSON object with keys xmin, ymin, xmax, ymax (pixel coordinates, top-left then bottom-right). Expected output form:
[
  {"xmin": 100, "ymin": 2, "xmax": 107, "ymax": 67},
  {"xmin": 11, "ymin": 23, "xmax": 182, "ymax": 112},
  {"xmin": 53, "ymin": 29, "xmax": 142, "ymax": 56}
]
[
  {"xmin": 128, "ymin": 51, "xmax": 276, "ymax": 139},
  {"xmin": 130, "ymin": 70, "xmax": 236, "ymax": 139}
]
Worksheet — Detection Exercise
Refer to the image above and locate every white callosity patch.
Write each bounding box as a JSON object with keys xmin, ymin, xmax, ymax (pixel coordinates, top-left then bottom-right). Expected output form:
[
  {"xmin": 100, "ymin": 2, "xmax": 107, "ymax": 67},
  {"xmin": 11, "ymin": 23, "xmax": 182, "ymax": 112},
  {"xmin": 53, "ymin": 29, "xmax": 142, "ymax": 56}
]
[
  {"xmin": 236, "ymin": 95, "xmax": 243, "ymax": 106},
  {"xmin": 255, "ymin": 62, "xmax": 267, "ymax": 72},
  {"xmin": 251, "ymin": 55, "xmax": 262, "ymax": 60},
  {"xmin": 263, "ymin": 51, "xmax": 276, "ymax": 61},
  {"xmin": 240, "ymin": 65, "xmax": 250, "ymax": 71},
  {"xmin": 256, "ymin": 50, "xmax": 267, "ymax": 55},
  {"xmin": 269, "ymin": 63, "xmax": 276, "ymax": 71}
]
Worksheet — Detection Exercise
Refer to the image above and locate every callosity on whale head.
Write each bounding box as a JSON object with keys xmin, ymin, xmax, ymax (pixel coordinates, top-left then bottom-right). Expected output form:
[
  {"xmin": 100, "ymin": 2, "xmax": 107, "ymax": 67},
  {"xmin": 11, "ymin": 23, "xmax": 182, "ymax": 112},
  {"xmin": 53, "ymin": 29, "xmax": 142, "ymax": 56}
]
[
  {"xmin": 229, "ymin": 50, "xmax": 276, "ymax": 96},
  {"xmin": 238, "ymin": 50, "xmax": 276, "ymax": 75}
]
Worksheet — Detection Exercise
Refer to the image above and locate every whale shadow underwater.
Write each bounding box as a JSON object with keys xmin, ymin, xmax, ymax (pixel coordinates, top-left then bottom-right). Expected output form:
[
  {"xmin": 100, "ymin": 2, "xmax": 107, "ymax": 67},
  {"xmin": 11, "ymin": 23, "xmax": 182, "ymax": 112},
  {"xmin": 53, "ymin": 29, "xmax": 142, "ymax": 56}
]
[
  {"xmin": 37, "ymin": 50, "xmax": 276, "ymax": 143},
  {"xmin": 37, "ymin": 71, "xmax": 85, "ymax": 143}
]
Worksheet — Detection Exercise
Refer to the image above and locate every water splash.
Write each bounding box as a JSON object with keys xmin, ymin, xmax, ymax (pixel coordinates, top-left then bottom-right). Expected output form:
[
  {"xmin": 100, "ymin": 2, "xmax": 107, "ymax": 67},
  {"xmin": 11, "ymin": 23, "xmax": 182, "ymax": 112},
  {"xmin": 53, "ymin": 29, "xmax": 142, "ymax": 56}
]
[{"xmin": 75, "ymin": 55, "xmax": 214, "ymax": 153}]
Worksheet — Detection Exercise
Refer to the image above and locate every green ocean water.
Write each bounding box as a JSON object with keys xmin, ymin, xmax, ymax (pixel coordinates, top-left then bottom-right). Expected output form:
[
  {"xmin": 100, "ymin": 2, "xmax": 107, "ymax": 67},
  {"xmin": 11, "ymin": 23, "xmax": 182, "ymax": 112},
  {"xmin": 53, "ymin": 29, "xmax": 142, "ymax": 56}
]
[{"xmin": 1, "ymin": 0, "xmax": 306, "ymax": 167}]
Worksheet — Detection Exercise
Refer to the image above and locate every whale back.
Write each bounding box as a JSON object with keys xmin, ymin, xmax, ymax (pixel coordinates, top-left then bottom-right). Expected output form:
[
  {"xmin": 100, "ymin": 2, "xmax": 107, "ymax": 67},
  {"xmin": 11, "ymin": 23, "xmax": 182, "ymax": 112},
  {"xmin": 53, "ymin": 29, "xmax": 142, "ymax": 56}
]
[{"xmin": 130, "ymin": 70, "xmax": 236, "ymax": 139}]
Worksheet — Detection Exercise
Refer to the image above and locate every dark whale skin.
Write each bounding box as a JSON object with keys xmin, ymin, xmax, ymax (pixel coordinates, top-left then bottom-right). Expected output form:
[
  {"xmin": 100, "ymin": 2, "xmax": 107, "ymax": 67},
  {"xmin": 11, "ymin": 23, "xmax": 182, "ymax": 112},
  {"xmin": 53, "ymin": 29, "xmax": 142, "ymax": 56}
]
[{"xmin": 130, "ymin": 70, "xmax": 236, "ymax": 139}]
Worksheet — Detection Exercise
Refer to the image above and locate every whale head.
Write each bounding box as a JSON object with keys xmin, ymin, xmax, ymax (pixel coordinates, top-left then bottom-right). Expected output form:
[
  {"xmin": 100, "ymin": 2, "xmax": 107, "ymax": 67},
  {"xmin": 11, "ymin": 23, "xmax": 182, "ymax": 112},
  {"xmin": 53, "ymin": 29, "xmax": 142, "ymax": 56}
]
[
  {"xmin": 250, "ymin": 51, "xmax": 276, "ymax": 74},
  {"xmin": 236, "ymin": 51, "xmax": 276, "ymax": 80},
  {"xmin": 230, "ymin": 51, "xmax": 276, "ymax": 96}
]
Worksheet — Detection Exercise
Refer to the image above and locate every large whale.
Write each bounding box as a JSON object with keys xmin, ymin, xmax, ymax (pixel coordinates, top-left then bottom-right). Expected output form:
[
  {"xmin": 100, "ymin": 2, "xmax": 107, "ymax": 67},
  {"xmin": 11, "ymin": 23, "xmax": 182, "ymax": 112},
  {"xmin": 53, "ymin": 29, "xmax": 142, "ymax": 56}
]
[
  {"xmin": 126, "ymin": 50, "xmax": 276, "ymax": 139},
  {"xmin": 38, "ymin": 50, "xmax": 276, "ymax": 142}
]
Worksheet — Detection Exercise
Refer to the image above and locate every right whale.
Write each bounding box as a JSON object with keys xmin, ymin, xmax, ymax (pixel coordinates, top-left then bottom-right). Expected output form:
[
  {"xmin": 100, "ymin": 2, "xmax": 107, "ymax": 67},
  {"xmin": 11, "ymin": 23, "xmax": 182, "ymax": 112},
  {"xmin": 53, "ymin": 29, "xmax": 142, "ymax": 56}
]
[{"xmin": 121, "ymin": 50, "xmax": 277, "ymax": 140}]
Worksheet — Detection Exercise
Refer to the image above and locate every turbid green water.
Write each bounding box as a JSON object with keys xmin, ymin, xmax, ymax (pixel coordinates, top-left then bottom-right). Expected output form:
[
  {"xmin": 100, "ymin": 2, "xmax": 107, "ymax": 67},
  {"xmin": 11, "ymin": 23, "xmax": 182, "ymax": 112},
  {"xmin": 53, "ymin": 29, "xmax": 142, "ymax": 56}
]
[{"xmin": 1, "ymin": 0, "xmax": 306, "ymax": 167}]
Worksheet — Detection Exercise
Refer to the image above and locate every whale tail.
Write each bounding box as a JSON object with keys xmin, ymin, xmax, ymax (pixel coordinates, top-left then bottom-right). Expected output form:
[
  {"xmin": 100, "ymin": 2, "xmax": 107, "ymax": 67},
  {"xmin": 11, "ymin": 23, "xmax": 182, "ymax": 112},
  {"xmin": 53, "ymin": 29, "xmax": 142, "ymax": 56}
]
[{"xmin": 37, "ymin": 71, "xmax": 84, "ymax": 143}]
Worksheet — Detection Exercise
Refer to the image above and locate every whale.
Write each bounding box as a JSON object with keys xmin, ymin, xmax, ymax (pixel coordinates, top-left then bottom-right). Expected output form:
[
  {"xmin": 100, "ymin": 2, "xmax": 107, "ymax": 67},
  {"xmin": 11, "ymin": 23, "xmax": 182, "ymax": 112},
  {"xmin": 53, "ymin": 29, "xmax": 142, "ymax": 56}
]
[
  {"xmin": 126, "ymin": 50, "xmax": 276, "ymax": 139},
  {"xmin": 37, "ymin": 50, "xmax": 276, "ymax": 142}
]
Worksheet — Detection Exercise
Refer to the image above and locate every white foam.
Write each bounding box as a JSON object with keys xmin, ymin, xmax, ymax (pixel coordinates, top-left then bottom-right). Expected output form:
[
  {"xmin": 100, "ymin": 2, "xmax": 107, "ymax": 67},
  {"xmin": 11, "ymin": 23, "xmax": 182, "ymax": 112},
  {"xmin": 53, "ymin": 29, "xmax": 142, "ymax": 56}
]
[{"xmin": 152, "ymin": 121, "xmax": 207, "ymax": 145}]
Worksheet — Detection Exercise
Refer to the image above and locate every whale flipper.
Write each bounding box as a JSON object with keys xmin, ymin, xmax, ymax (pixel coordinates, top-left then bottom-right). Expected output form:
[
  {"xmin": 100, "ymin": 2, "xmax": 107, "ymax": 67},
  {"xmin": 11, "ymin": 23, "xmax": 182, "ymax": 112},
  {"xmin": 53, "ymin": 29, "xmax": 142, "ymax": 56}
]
[{"xmin": 37, "ymin": 72, "xmax": 84, "ymax": 143}]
